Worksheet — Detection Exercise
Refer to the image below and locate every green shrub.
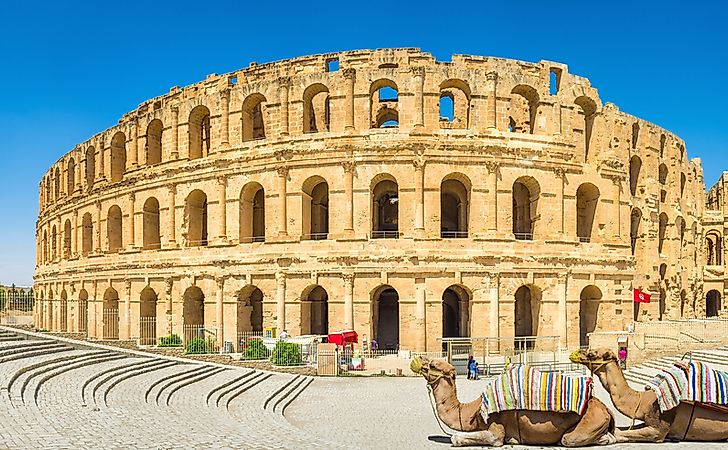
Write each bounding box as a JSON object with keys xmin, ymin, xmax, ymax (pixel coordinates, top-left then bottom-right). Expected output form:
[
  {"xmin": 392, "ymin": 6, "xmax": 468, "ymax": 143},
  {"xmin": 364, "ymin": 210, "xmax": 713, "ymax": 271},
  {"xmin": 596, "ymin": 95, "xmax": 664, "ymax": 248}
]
[
  {"xmin": 243, "ymin": 338, "xmax": 270, "ymax": 360},
  {"xmin": 271, "ymin": 340, "xmax": 302, "ymax": 366},
  {"xmin": 185, "ymin": 337, "xmax": 210, "ymax": 354},
  {"xmin": 158, "ymin": 334, "xmax": 182, "ymax": 347}
]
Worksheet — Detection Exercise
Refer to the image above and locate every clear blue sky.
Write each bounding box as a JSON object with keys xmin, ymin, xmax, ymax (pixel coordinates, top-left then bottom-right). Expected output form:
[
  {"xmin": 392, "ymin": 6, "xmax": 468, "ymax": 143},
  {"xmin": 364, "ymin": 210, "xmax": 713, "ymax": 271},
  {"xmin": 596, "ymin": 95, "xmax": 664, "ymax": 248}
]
[{"xmin": 1, "ymin": 0, "xmax": 726, "ymax": 286}]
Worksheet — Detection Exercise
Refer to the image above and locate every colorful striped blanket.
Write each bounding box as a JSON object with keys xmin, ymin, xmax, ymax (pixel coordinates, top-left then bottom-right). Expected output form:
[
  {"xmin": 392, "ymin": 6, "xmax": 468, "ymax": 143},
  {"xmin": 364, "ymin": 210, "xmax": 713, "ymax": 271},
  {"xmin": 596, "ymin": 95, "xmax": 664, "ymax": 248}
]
[
  {"xmin": 649, "ymin": 361, "xmax": 728, "ymax": 412},
  {"xmin": 480, "ymin": 365, "xmax": 592, "ymax": 418}
]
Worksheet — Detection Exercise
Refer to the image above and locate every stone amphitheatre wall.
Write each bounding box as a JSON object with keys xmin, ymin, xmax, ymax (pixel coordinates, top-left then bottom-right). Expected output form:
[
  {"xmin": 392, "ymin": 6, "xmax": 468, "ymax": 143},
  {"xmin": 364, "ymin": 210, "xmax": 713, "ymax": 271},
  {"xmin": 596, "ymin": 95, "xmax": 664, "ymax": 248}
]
[{"xmin": 34, "ymin": 48, "xmax": 705, "ymax": 352}]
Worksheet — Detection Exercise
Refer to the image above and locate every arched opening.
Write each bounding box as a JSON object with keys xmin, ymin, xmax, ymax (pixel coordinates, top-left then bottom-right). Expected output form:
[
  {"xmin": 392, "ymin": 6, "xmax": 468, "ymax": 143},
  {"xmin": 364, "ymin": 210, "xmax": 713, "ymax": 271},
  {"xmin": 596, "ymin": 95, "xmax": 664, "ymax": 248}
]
[
  {"xmin": 242, "ymin": 93, "xmax": 267, "ymax": 141},
  {"xmin": 239, "ymin": 182, "xmax": 265, "ymax": 243},
  {"xmin": 630, "ymin": 208, "xmax": 642, "ymax": 255},
  {"xmin": 707, "ymin": 290, "xmax": 721, "ymax": 318},
  {"xmin": 54, "ymin": 167, "xmax": 60, "ymax": 198},
  {"xmin": 107, "ymin": 205, "xmax": 123, "ymax": 253},
  {"xmin": 579, "ymin": 286, "xmax": 602, "ymax": 347},
  {"xmin": 659, "ymin": 287, "xmax": 667, "ymax": 321},
  {"xmin": 514, "ymin": 285, "xmax": 541, "ymax": 349},
  {"xmin": 576, "ymin": 183, "xmax": 600, "ymax": 243},
  {"xmin": 102, "ymin": 287, "xmax": 119, "ymax": 339},
  {"xmin": 632, "ymin": 122, "xmax": 640, "ymax": 149},
  {"xmin": 439, "ymin": 93, "xmax": 454, "ymax": 122},
  {"xmin": 146, "ymin": 119, "xmax": 163, "ymax": 165},
  {"xmin": 82, "ymin": 213, "xmax": 93, "ymax": 256},
  {"xmin": 63, "ymin": 219, "xmax": 72, "ymax": 258},
  {"xmin": 139, "ymin": 287, "xmax": 158, "ymax": 345},
  {"xmin": 440, "ymin": 177, "xmax": 469, "ymax": 238},
  {"xmin": 67, "ymin": 158, "xmax": 76, "ymax": 194},
  {"xmin": 42, "ymin": 230, "xmax": 48, "ymax": 263},
  {"xmin": 680, "ymin": 289, "xmax": 687, "ymax": 317},
  {"xmin": 681, "ymin": 173, "xmax": 687, "ymax": 198},
  {"xmin": 370, "ymin": 79, "xmax": 399, "ymax": 128},
  {"xmin": 182, "ymin": 286, "xmax": 205, "ymax": 344},
  {"xmin": 676, "ymin": 217, "xmax": 686, "ymax": 249},
  {"xmin": 512, "ymin": 177, "xmax": 540, "ymax": 240},
  {"xmin": 85, "ymin": 147, "xmax": 95, "ymax": 189},
  {"xmin": 236, "ymin": 286, "xmax": 264, "ymax": 335},
  {"xmin": 47, "ymin": 289, "xmax": 54, "ymax": 330},
  {"xmin": 303, "ymin": 84, "xmax": 330, "ymax": 133},
  {"xmin": 372, "ymin": 286, "xmax": 399, "ymax": 350},
  {"xmin": 509, "ymin": 85, "xmax": 539, "ymax": 134},
  {"xmin": 660, "ymin": 134, "xmax": 666, "ymax": 158},
  {"xmin": 302, "ymin": 177, "xmax": 329, "ymax": 240},
  {"xmin": 142, "ymin": 197, "xmax": 161, "ymax": 250},
  {"xmin": 371, "ymin": 176, "xmax": 399, "ymax": 239},
  {"xmin": 439, "ymin": 79, "xmax": 470, "ymax": 129},
  {"xmin": 629, "ymin": 155, "xmax": 641, "ymax": 197},
  {"xmin": 78, "ymin": 289, "xmax": 88, "ymax": 333},
  {"xmin": 184, "ymin": 190, "xmax": 208, "ymax": 247},
  {"xmin": 51, "ymin": 225, "xmax": 57, "ymax": 260},
  {"xmin": 301, "ymin": 285, "xmax": 329, "ymax": 335},
  {"xmin": 659, "ymin": 163, "xmax": 668, "ymax": 203},
  {"xmin": 574, "ymin": 96, "xmax": 597, "ymax": 161},
  {"xmin": 442, "ymin": 285, "xmax": 470, "ymax": 338},
  {"xmin": 110, "ymin": 132, "xmax": 126, "ymax": 183},
  {"xmin": 658, "ymin": 213, "xmax": 668, "ymax": 255},
  {"xmin": 60, "ymin": 290, "xmax": 68, "ymax": 332},
  {"xmin": 706, "ymin": 232, "xmax": 722, "ymax": 265},
  {"xmin": 188, "ymin": 106, "xmax": 211, "ymax": 159}
]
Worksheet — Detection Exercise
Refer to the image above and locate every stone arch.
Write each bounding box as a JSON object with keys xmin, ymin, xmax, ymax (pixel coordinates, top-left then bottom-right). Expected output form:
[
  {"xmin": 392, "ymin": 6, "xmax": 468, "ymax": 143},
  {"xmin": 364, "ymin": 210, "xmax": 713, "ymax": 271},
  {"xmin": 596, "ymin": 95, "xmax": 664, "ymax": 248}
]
[
  {"xmin": 51, "ymin": 225, "xmax": 57, "ymax": 260},
  {"xmin": 512, "ymin": 176, "xmax": 540, "ymax": 240},
  {"xmin": 47, "ymin": 288, "xmax": 54, "ymax": 330},
  {"xmin": 707, "ymin": 290, "xmax": 721, "ymax": 318},
  {"xmin": 579, "ymin": 285, "xmax": 602, "ymax": 347},
  {"xmin": 184, "ymin": 190, "xmax": 208, "ymax": 247},
  {"xmin": 440, "ymin": 174, "xmax": 470, "ymax": 238},
  {"xmin": 107, "ymin": 205, "xmax": 123, "ymax": 252},
  {"xmin": 139, "ymin": 286, "xmax": 158, "ymax": 345},
  {"xmin": 239, "ymin": 182, "xmax": 265, "ymax": 243},
  {"xmin": 102, "ymin": 287, "xmax": 119, "ymax": 339},
  {"xmin": 660, "ymin": 134, "xmax": 666, "ymax": 158},
  {"xmin": 439, "ymin": 79, "xmax": 470, "ymax": 128},
  {"xmin": 630, "ymin": 208, "xmax": 642, "ymax": 255},
  {"xmin": 300, "ymin": 285, "xmax": 329, "ymax": 335},
  {"xmin": 706, "ymin": 231, "xmax": 722, "ymax": 265},
  {"xmin": 54, "ymin": 167, "xmax": 60, "ymax": 198},
  {"xmin": 574, "ymin": 96, "xmax": 597, "ymax": 161},
  {"xmin": 302, "ymin": 83, "xmax": 330, "ymax": 133},
  {"xmin": 42, "ymin": 230, "xmax": 48, "ymax": 263},
  {"xmin": 301, "ymin": 176, "xmax": 329, "ymax": 240},
  {"xmin": 514, "ymin": 285, "xmax": 541, "ymax": 349},
  {"xmin": 509, "ymin": 85, "xmax": 539, "ymax": 134},
  {"xmin": 242, "ymin": 93, "xmax": 267, "ymax": 141},
  {"xmin": 60, "ymin": 289, "xmax": 68, "ymax": 332},
  {"xmin": 442, "ymin": 284, "xmax": 471, "ymax": 338},
  {"xmin": 182, "ymin": 286, "xmax": 205, "ymax": 326},
  {"xmin": 67, "ymin": 158, "xmax": 76, "ymax": 194},
  {"xmin": 681, "ymin": 173, "xmax": 687, "ymax": 198},
  {"xmin": 78, "ymin": 289, "xmax": 88, "ymax": 333},
  {"xmin": 629, "ymin": 155, "xmax": 642, "ymax": 197},
  {"xmin": 236, "ymin": 285, "xmax": 264, "ymax": 335},
  {"xmin": 370, "ymin": 79, "xmax": 398, "ymax": 128},
  {"xmin": 85, "ymin": 146, "xmax": 95, "ymax": 189},
  {"xmin": 63, "ymin": 219, "xmax": 72, "ymax": 258},
  {"xmin": 632, "ymin": 122, "xmax": 640, "ymax": 149},
  {"xmin": 188, "ymin": 105, "xmax": 210, "ymax": 159},
  {"xmin": 142, "ymin": 197, "xmax": 161, "ymax": 250},
  {"xmin": 659, "ymin": 287, "xmax": 666, "ymax": 321},
  {"xmin": 371, "ymin": 174, "xmax": 399, "ymax": 238},
  {"xmin": 146, "ymin": 119, "xmax": 163, "ymax": 165},
  {"xmin": 576, "ymin": 183, "xmax": 600, "ymax": 242},
  {"xmin": 371, "ymin": 285, "xmax": 399, "ymax": 350},
  {"xmin": 675, "ymin": 216, "xmax": 686, "ymax": 247},
  {"xmin": 658, "ymin": 163, "xmax": 668, "ymax": 185},
  {"xmin": 110, "ymin": 132, "xmax": 126, "ymax": 183},
  {"xmin": 82, "ymin": 212, "xmax": 93, "ymax": 256},
  {"xmin": 658, "ymin": 212, "xmax": 668, "ymax": 255}
]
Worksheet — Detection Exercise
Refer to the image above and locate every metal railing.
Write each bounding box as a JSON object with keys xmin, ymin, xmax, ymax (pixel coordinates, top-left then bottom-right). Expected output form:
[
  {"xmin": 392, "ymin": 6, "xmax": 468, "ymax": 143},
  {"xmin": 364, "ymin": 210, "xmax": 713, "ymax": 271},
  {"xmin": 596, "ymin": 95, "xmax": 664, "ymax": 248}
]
[
  {"xmin": 514, "ymin": 232, "xmax": 534, "ymax": 240},
  {"xmin": 439, "ymin": 336, "xmax": 563, "ymax": 375},
  {"xmin": 0, "ymin": 295, "xmax": 34, "ymax": 325},
  {"xmin": 302, "ymin": 233, "xmax": 328, "ymax": 241},
  {"xmin": 59, "ymin": 301, "xmax": 68, "ymax": 332},
  {"xmin": 440, "ymin": 231, "xmax": 468, "ymax": 239},
  {"xmin": 236, "ymin": 330, "xmax": 264, "ymax": 353},
  {"xmin": 578, "ymin": 236, "xmax": 591, "ymax": 243},
  {"xmin": 139, "ymin": 316, "xmax": 157, "ymax": 346},
  {"xmin": 371, "ymin": 230, "xmax": 400, "ymax": 239},
  {"xmin": 102, "ymin": 308, "xmax": 119, "ymax": 340},
  {"xmin": 239, "ymin": 235, "xmax": 266, "ymax": 243},
  {"xmin": 182, "ymin": 324, "xmax": 218, "ymax": 354},
  {"xmin": 78, "ymin": 300, "xmax": 88, "ymax": 333}
]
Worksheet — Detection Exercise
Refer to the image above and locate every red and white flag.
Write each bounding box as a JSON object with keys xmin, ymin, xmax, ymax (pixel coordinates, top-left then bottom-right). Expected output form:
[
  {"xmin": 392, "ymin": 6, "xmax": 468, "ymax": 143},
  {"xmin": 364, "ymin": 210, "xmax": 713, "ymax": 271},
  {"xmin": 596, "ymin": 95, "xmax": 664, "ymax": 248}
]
[{"xmin": 634, "ymin": 288, "xmax": 651, "ymax": 303}]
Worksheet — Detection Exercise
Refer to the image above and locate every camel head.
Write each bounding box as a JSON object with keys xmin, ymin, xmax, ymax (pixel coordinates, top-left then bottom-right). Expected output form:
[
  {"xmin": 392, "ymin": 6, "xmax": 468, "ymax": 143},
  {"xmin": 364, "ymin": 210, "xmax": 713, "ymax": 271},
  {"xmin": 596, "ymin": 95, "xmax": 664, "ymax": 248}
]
[
  {"xmin": 410, "ymin": 355, "xmax": 456, "ymax": 385},
  {"xmin": 569, "ymin": 347, "xmax": 618, "ymax": 372}
]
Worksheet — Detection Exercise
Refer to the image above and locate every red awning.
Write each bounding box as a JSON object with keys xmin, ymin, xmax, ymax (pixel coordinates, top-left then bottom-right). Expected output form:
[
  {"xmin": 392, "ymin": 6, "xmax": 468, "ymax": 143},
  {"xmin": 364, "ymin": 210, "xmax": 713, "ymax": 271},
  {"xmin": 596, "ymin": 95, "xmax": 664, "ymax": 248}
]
[{"xmin": 327, "ymin": 330, "xmax": 358, "ymax": 346}]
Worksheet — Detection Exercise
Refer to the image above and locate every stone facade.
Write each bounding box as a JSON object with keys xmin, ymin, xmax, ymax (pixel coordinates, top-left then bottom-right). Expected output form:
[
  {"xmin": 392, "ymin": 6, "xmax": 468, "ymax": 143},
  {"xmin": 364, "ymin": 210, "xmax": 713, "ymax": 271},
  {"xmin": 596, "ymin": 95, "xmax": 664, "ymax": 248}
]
[{"xmin": 34, "ymin": 48, "xmax": 706, "ymax": 351}]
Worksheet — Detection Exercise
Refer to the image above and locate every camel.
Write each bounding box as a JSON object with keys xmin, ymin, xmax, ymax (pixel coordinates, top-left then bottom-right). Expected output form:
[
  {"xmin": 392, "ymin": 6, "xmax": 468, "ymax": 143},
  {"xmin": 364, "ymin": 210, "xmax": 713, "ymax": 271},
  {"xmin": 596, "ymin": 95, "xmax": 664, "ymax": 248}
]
[
  {"xmin": 410, "ymin": 355, "xmax": 616, "ymax": 447},
  {"xmin": 570, "ymin": 347, "xmax": 728, "ymax": 442}
]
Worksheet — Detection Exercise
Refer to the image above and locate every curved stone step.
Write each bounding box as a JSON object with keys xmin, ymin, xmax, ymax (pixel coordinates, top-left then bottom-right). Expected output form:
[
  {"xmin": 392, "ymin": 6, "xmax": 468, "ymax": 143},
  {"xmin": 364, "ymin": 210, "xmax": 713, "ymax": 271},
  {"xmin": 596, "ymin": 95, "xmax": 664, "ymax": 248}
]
[
  {"xmin": 163, "ymin": 367, "xmax": 228, "ymax": 406},
  {"xmin": 6, "ymin": 349, "xmax": 102, "ymax": 394},
  {"xmin": 18, "ymin": 350, "xmax": 113, "ymax": 401},
  {"xmin": 280, "ymin": 377, "xmax": 314, "ymax": 416},
  {"xmin": 263, "ymin": 375, "xmax": 301, "ymax": 411},
  {"xmin": 81, "ymin": 358, "xmax": 157, "ymax": 406},
  {"xmin": 224, "ymin": 372, "xmax": 273, "ymax": 410},
  {"xmin": 102, "ymin": 360, "xmax": 180, "ymax": 407},
  {"xmin": 0, "ymin": 341, "xmax": 65, "ymax": 359},
  {"xmin": 146, "ymin": 365, "xmax": 209, "ymax": 404},
  {"xmin": 205, "ymin": 370, "xmax": 255, "ymax": 406},
  {"xmin": 91, "ymin": 358, "xmax": 169, "ymax": 406},
  {"xmin": 271, "ymin": 376, "xmax": 309, "ymax": 414},
  {"xmin": 156, "ymin": 366, "xmax": 223, "ymax": 406}
]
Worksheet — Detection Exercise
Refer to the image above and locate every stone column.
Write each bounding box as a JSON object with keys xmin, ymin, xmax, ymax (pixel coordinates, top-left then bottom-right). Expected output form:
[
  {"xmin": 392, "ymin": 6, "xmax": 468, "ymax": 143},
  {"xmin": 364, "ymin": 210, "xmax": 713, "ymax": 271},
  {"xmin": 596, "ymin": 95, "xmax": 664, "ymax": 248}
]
[
  {"xmin": 554, "ymin": 168, "xmax": 566, "ymax": 237},
  {"xmin": 486, "ymin": 161, "xmax": 500, "ymax": 233},
  {"xmin": 217, "ymin": 177, "xmax": 227, "ymax": 243},
  {"xmin": 412, "ymin": 67, "xmax": 425, "ymax": 129},
  {"xmin": 415, "ymin": 279, "xmax": 426, "ymax": 352},
  {"xmin": 94, "ymin": 201, "xmax": 102, "ymax": 253},
  {"xmin": 220, "ymin": 89, "xmax": 230, "ymax": 146},
  {"xmin": 485, "ymin": 71, "xmax": 498, "ymax": 130},
  {"xmin": 75, "ymin": 158, "xmax": 82, "ymax": 192},
  {"xmin": 413, "ymin": 158, "xmax": 426, "ymax": 237},
  {"xmin": 557, "ymin": 272, "xmax": 568, "ymax": 348},
  {"xmin": 167, "ymin": 184, "xmax": 177, "ymax": 248},
  {"xmin": 97, "ymin": 135, "xmax": 106, "ymax": 182},
  {"xmin": 165, "ymin": 278, "xmax": 173, "ymax": 336},
  {"xmin": 56, "ymin": 218, "xmax": 62, "ymax": 262},
  {"xmin": 170, "ymin": 106, "xmax": 179, "ymax": 160},
  {"xmin": 553, "ymin": 101, "xmax": 563, "ymax": 136},
  {"xmin": 216, "ymin": 277, "xmax": 225, "ymax": 347},
  {"xmin": 127, "ymin": 192, "xmax": 136, "ymax": 250},
  {"xmin": 276, "ymin": 272, "xmax": 286, "ymax": 333},
  {"xmin": 72, "ymin": 210, "xmax": 78, "ymax": 257},
  {"xmin": 277, "ymin": 167, "xmax": 288, "ymax": 236},
  {"xmin": 612, "ymin": 176, "xmax": 623, "ymax": 240},
  {"xmin": 342, "ymin": 161, "xmax": 355, "ymax": 237},
  {"xmin": 123, "ymin": 280, "xmax": 132, "ymax": 340},
  {"xmin": 129, "ymin": 120, "xmax": 138, "ymax": 169},
  {"xmin": 279, "ymin": 77, "xmax": 290, "ymax": 136},
  {"xmin": 343, "ymin": 68, "xmax": 356, "ymax": 130},
  {"xmin": 343, "ymin": 273, "xmax": 355, "ymax": 330}
]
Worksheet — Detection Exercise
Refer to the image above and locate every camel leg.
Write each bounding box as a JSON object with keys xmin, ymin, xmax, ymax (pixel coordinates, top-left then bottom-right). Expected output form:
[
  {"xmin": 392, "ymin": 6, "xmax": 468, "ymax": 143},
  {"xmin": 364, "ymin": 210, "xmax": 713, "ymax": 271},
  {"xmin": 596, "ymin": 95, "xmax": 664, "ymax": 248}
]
[
  {"xmin": 451, "ymin": 422, "xmax": 505, "ymax": 447},
  {"xmin": 614, "ymin": 425, "xmax": 668, "ymax": 443},
  {"xmin": 561, "ymin": 398, "xmax": 615, "ymax": 447}
]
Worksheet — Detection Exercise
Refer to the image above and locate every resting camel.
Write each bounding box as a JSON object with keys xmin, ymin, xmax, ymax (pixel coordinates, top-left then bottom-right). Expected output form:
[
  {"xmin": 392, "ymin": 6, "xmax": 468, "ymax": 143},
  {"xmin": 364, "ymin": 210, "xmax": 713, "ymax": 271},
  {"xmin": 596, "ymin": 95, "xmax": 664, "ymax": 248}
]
[
  {"xmin": 571, "ymin": 348, "xmax": 728, "ymax": 442},
  {"xmin": 410, "ymin": 355, "xmax": 616, "ymax": 447}
]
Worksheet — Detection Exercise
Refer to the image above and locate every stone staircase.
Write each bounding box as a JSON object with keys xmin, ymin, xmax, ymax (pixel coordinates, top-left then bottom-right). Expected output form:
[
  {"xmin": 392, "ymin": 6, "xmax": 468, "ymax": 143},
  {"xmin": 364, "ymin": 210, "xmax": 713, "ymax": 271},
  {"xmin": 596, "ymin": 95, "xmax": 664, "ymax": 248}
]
[{"xmin": 624, "ymin": 346, "xmax": 728, "ymax": 386}]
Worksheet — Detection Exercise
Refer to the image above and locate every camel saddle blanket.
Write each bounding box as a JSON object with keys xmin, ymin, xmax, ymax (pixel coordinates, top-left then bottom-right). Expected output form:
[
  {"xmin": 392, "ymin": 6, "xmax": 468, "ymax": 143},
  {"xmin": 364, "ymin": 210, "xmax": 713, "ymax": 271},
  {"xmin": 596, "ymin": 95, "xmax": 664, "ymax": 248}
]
[
  {"xmin": 649, "ymin": 361, "xmax": 728, "ymax": 412},
  {"xmin": 480, "ymin": 365, "xmax": 593, "ymax": 418}
]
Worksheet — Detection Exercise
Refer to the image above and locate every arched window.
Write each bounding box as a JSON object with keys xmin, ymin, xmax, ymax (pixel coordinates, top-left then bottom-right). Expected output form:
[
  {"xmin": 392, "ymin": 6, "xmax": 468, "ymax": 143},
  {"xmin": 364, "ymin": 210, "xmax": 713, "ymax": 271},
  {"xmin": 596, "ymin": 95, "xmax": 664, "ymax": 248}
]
[
  {"xmin": 236, "ymin": 286, "xmax": 264, "ymax": 341},
  {"xmin": 63, "ymin": 219, "xmax": 72, "ymax": 258},
  {"xmin": 240, "ymin": 182, "xmax": 265, "ymax": 243},
  {"xmin": 146, "ymin": 119, "xmax": 163, "ymax": 165},
  {"xmin": 370, "ymin": 79, "xmax": 398, "ymax": 128},
  {"xmin": 440, "ymin": 176, "xmax": 470, "ymax": 238},
  {"xmin": 630, "ymin": 208, "xmax": 642, "ymax": 255},
  {"xmin": 301, "ymin": 285, "xmax": 329, "ymax": 335},
  {"xmin": 302, "ymin": 177, "xmax": 329, "ymax": 240},
  {"xmin": 302, "ymin": 84, "xmax": 330, "ymax": 133},
  {"xmin": 631, "ymin": 122, "xmax": 640, "ymax": 149},
  {"xmin": 67, "ymin": 158, "xmax": 76, "ymax": 194},
  {"xmin": 139, "ymin": 287, "xmax": 158, "ymax": 345},
  {"xmin": 439, "ymin": 79, "xmax": 470, "ymax": 129},
  {"xmin": 514, "ymin": 285, "xmax": 541, "ymax": 350},
  {"xmin": 509, "ymin": 85, "xmax": 539, "ymax": 134},
  {"xmin": 675, "ymin": 217, "xmax": 686, "ymax": 249},
  {"xmin": 372, "ymin": 285, "xmax": 399, "ymax": 350},
  {"xmin": 659, "ymin": 134, "xmax": 666, "ymax": 158},
  {"xmin": 110, "ymin": 132, "xmax": 126, "ymax": 183},
  {"xmin": 579, "ymin": 286, "xmax": 602, "ymax": 347},
  {"xmin": 442, "ymin": 285, "xmax": 470, "ymax": 338},
  {"xmin": 658, "ymin": 163, "xmax": 668, "ymax": 203},
  {"xmin": 82, "ymin": 213, "xmax": 93, "ymax": 256},
  {"xmin": 188, "ymin": 106, "xmax": 210, "ymax": 159},
  {"xmin": 54, "ymin": 167, "xmax": 61, "ymax": 199},
  {"xmin": 103, "ymin": 287, "xmax": 119, "ymax": 339},
  {"xmin": 51, "ymin": 225, "xmax": 57, "ymax": 260},
  {"xmin": 60, "ymin": 290, "xmax": 68, "ymax": 332},
  {"xmin": 576, "ymin": 183, "xmax": 600, "ymax": 243},
  {"xmin": 371, "ymin": 176, "xmax": 399, "ymax": 239},
  {"xmin": 681, "ymin": 173, "xmax": 687, "ymax": 198},
  {"xmin": 184, "ymin": 190, "xmax": 208, "ymax": 247},
  {"xmin": 680, "ymin": 289, "xmax": 687, "ymax": 317},
  {"xmin": 658, "ymin": 213, "xmax": 668, "ymax": 255},
  {"xmin": 242, "ymin": 94, "xmax": 267, "ymax": 141},
  {"xmin": 143, "ymin": 197, "xmax": 161, "ymax": 250},
  {"xmin": 707, "ymin": 290, "xmax": 721, "ymax": 318},
  {"xmin": 42, "ymin": 230, "xmax": 48, "ymax": 263},
  {"xmin": 706, "ymin": 232, "xmax": 722, "ymax": 265},
  {"xmin": 512, "ymin": 176, "xmax": 540, "ymax": 240},
  {"xmin": 629, "ymin": 155, "xmax": 641, "ymax": 197},
  {"xmin": 574, "ymin": 96, "xmax": 597, "ymax": 161},
  {"xmin": 107, "ymin": 205, "xmax": 123, "ymax": 253},
  {"xmin": 85, "ymin": 147, "xmax": 96, "ymax": 189},
  {"xmin": 78, "ymin": 289, "xmax": 88, "ymax": 333},
  {"xmin": 182, "ymin": 286, "xmax": 205, "ymax": 345}
]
